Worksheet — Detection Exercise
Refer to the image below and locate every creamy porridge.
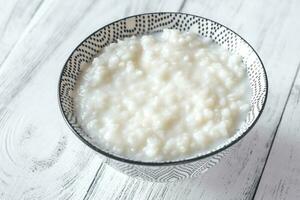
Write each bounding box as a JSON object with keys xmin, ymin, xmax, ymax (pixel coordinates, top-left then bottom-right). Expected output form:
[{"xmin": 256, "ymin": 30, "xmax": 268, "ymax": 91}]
[{"xmin": 74, "ymin": 29, "xmax": 250, "ymax": 161}]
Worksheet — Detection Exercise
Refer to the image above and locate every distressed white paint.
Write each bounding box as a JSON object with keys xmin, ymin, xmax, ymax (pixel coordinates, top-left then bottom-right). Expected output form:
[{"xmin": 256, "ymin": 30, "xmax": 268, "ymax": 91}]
[
  {"xmin": 0, "ymin": 0, "xmax": 44, "ymax": 65},
  {"xmin": 83, "ymin": 0, "xmax": 300, "ymax": 199},
  {"xmin": 254, "ymin": 68, "xmax": 300, "ymax": 200},
  {"xmin": 0, "ymin": 0, "xmax": 300, "ymax": 199},
  {"xmin": 0, "ymin": 0, "xmax": 184, "ymax": 199}
]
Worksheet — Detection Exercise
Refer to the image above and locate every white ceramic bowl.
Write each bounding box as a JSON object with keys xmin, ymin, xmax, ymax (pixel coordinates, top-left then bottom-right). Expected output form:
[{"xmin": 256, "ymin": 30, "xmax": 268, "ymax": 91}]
[{"xmin": 58, "ymin": 12, "xmax": 268, "ymax": 182}]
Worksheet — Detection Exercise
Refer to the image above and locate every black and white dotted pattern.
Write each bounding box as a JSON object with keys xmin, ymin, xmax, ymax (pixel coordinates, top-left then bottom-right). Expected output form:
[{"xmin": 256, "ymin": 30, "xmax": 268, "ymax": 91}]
[{"xmin": 58, "ymin": 13, "xmax": 267, "ymax": 182}]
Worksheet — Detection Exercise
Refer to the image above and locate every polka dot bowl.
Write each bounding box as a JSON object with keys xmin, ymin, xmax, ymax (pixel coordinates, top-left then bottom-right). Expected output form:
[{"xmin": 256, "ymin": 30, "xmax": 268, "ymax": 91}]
[{"xmin": 58, "ymin": 12, "xmax": 268, "ymax": 182}]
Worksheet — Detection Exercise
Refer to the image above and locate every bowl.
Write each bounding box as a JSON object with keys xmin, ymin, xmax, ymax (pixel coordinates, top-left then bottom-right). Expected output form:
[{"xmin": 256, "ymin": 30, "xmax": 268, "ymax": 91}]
[{"xmin": 58, "ymin": 12, "xmax": 268, "ymax": 182}]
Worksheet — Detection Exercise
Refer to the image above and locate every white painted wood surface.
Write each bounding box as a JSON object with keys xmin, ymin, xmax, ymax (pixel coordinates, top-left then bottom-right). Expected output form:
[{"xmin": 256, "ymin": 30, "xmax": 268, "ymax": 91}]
[
  {"xmin": 254, "ymin": 67, "xmax": 300, "ymax": 200},
  {"xmin": 0, "ymin": 0, "xmax": 44, "ymax": 65},
  {"xmin": 0, "ymin": 0, "xmax": 300, "ymax": 199}
]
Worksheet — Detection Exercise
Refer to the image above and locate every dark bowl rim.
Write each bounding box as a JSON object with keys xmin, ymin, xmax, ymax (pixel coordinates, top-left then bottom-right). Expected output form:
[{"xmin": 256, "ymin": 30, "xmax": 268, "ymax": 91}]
[{"xmin": 58, "ymin": 12, "xmax": 268, "ymax": 166}]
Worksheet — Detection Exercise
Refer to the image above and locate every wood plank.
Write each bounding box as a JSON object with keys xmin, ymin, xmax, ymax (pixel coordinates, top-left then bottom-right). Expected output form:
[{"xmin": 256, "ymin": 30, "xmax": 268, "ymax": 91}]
[
  {"xmin": 0, "ymin": 0, "xmax": 186, "ymax": 199},
  {"xmin": 0, "ymin": 0, "xmax": 168, "ymax": 199},
  {"xmin": 0, "ymin": 0, "xmax": 45, "ymax": 65},
  {"xmin": 0, "ymin": 0, "xmax": 105, "ymax": 198},
  {"xmin": 254, "ymin": 67, "xmax": 300, "ymax": 200},
  {"xmin": 1, "ymin": 0, "xmax": 300, "ymax": 199},
  {"xmin": 84, "ymin": 0, "xmax": 300, "ymax": 199}
]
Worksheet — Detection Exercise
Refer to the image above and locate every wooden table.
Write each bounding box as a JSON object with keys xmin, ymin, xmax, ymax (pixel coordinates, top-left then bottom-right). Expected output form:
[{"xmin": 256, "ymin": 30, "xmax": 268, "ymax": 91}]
[{"xmin": 1, "ymin": 0, "xmax": 300, "ymax": 199}]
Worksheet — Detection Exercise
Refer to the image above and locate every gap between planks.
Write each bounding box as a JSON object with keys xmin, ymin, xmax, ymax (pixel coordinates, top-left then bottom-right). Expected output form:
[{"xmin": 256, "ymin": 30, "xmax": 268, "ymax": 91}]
[
  {"xmin": 83, "ymin": 162, "xmax": 106, "ymax": 200},
  {"xmin": 251, "ymin": 63, "xmax": 300, "ymax": 200}
]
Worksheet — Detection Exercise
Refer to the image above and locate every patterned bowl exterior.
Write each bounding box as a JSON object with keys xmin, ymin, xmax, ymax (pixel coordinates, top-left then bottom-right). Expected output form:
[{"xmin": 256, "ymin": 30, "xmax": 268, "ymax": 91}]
[{"xmin": 58, "ymin": 12, "xmax": 268, "ymax": 182}]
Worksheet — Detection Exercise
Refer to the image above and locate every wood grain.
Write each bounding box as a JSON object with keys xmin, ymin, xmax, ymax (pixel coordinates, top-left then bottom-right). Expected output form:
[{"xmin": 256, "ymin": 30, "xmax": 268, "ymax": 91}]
[
  {"xmin": 0, "ymin": 0, "xmax": 128, "ymax": 199},
  {"xmin": 0, "ymin": 0, "xmax": 45, "ymax": 66},
  {"xmin": 1, "ymin": 0, "xmax": 300, "ymax": 199},
  {"xmin": 254, "ymin": 65, "xmax": 300, "ymax": 200},
  {"xmin": 0, "ymin": 0, "xmax": 185, "ymax": 199},
  {"xmin": 84, "ymin": 0, "xmax": 300, "ymax": 199}
]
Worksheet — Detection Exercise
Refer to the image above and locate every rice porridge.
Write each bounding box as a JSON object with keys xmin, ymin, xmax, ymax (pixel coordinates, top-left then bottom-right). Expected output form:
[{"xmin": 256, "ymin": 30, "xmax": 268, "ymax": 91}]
[{"xmin": 74, "ymin": 29, "xmax": 250, "ymax": 161}]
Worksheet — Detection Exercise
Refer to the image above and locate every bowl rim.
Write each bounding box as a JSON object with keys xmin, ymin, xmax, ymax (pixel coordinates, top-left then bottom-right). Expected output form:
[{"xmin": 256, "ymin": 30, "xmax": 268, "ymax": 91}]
[{"xmin": 58, "ymin": 12, "xmax": 268, "ymax": 166}]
